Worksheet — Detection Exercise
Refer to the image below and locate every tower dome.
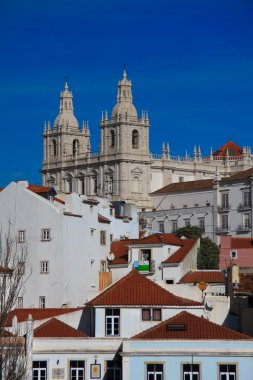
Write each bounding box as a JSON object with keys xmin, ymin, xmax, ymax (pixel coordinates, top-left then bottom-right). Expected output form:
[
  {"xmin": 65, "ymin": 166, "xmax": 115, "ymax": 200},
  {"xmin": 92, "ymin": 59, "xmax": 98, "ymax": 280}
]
[
  {"xmin": 111, "ymin": 69, "xmax": 138, "ymax": 119},
  {"xmin": 54, "ymin": 81, "xmax": 79, "ymax": 130}
]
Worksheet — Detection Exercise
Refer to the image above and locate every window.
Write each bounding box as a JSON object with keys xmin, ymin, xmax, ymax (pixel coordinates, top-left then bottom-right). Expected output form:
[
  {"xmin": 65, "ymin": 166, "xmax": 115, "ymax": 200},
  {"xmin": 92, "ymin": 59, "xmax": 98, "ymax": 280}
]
[
  {"xmin": 142, "ymin": 308, "xmax": 161, "ymax": 321},
  {"xmin": 33, "ymin": 361, "xmax": 47, "ymax": 380},
  {"xmin": 221, "ymin": 214, "xmax": 228, "ymax": 229},
  {"xmin": 243, "ymin": 191, "xmax": 251, "ymax": 207},
  {"xmin": 110, "ymin": 130, "xmax": 115, "ymax": 148},
  {"xmin": 132, "ymin": 130, "xmax": 139, "ymax": 149},
  {"xmin": 219, "ymin": 364, "xmax": 237, "ymax": 380},
  {"xmin": 73, "ymin": 139, "xmax": 79, "ymax": 157},
  {"xmin": 183, "ymin": 364, "xmax": 200, "ymax": 380},
  {"xmin": 158, "ymin": 221, "xmax": 165, "ymax": 233},
  {"xmin": 110, "ymin": 234, "xmax": 113, "ymax": 243},
  {"xmin": 105, "ymin": 309, "xmax": 120, "ymax": 336},
  {"xmin": 17, "ymin": 261, "xmax": 25, "ymax": 275},
  {"xmin": 243, "ymin": 213, "xmax": 250, "ymax": 228},
  {"xmin": 165, "ymin": 279, "xmax": 174, "ymax": 284},
  {"xmin": 92, "ymin": 176, "xmax": 98, "ymax": 195},
  {"xmin": 110, "ymin": 208, "xmax": 114, "ymax": 216},
  {"xmin": 18, "ymin": 230, "xmax": 26, "ymax": 243},
  {"xmin": 146, "ymin": 363, "xmax": 163, "ymax": 380},
  {"xmin": 106, "ymin": 360, "xmax": 122, "ymax": 380},
  {"xmin": 183, "ymin": 205, "xmax": 188, "ymax": 209},
  {"xmin": 40, "ymin": 261, "xmax": 49, "ymax": 274},
  {"xmin": 70, "ymin": 360, "xmax": 85, "ymax": 380},
  {"xmin": 66, "ymin": 178, "xmax": 72, "ymax": 193},
  {"xmin": 184, "ymin": 219, "xmax": 190, "ymax": 227},
  {"xmin": 17, "ymin": 297, "xmax": 23, "ymax": 309},
  {"xmin": 41, "ymin": 229, "xmax": 51, "ymax": 241},
  {"xmin": 100, "ymin": 230, "xmax": 106, "ymax": 245},
  {"xmin": 81, "ymin": 177, "xmax": 85, "ymax": 195},
  {"xmin": 52, "ymin": 139, "xmax": 57, "ymax": 157},
  {"xmin": 172, "ymin": 220, "xmax": 178, "ymax": 233},
  {"xmin": 230, "ymin": 251, "xmax": 237, "ymax": 259},
  {"xmin": 179, "ymin": 176, "xmax": 184, "ymax": 183},
  {"xmin": 222, "ymin": 193, "xmax": 229, "ymax": 208},
  {"xmin": 39, "ymin": 296, "xmax": 46, "ymax": 309},
  {"xmin": 199, "ymin": 218, "xmax": 205, "ymax": 232},
  {"xmin": 100, "ymin": 260, "xmax": 107, "ymax": 272}
]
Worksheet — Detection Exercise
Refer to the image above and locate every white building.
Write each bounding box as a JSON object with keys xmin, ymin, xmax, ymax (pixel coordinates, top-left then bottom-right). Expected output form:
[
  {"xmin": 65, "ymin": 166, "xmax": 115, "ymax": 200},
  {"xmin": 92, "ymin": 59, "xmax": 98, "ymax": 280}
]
[
  {"xmin": 0, "ymin": 180, "xmax": 138, "ymax": 308},
  {"xmin": 41, "ymin": 70, "xmax": 253, "ymax": 209}
]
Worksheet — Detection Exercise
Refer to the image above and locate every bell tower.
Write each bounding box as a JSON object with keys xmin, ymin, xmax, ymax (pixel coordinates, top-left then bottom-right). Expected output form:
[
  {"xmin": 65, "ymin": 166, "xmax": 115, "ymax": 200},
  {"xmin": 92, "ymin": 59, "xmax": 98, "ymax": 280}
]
[{"xmin": 99, "ymin": 69, "xmax": 152, "ymax": 208}]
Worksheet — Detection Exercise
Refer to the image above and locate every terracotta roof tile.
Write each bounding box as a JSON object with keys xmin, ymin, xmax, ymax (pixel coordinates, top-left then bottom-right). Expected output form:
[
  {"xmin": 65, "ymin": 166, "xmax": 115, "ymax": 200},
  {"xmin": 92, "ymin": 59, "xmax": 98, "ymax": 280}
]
[
  {"xmin": 98, "ymin": 214, "xmax": 111, "ymax": 224},
  {"xmin": 213, "ymin": 140, "xmax": 243, "ymax": 157},
  {"xmin": 231, "ymin": 237, "xmax": 253, "ymax": 249},
  {"xmin": 224, "ymin": 167, "xmax": 253, "ymax": 182},
  {"xmin": 33, "ymin": 318, "xmax": 87, "ymax": 338},
  {"xmin": 179, "ymin": 271, "xmax": 225, "ymax": 284},
  {"xmin": 151, "ymin": 179, "xmax": 213, "ymax": 195},
  {"xmin": 27, "ymin": 184, "xmax": 52, "ymax": 193},
  {"xmin": 87, "ymin": 270, "xmax": 201, "ymax": 307},
  {"xmin": 163, "ymin": 239, "xmax": 197, "ymax": 264},
  {"xmin": 132, "ymin": 311, "xmax": 252, "ymax": 340},
  {"xmin": 109, "ymin": 239, "xmax": 136, "ymax": 265},
  {"xmin": 6, "ymin": 308, "xmax": 82, "ymax": 327}
]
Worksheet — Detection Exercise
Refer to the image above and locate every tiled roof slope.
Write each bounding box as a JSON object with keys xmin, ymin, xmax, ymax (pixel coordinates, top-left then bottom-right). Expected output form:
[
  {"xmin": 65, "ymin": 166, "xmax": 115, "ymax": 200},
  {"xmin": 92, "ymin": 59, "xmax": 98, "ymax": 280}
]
[
  {"xmin": 98, "ymin": 214, "xmax": 111, "ymax": 224},
  {"xmin": 163, "ymin": 239, "xmax": 197, "ymax": 264},
  {"xmin": 27, "ymin": 184, "xmax": 52, "ymax": 193},
  {"xmin": 231, "ymin": 237, "xmax": 253, "ymax": 249},
  {"xmin": 6, "ymin": 308, "xmax": 82, "ymax": 327},
  {"xmin": 179, "ymin": 271, "xmax": 225, "ymax": 284},
  {"xmin": 132, "ymin": 311, "xmax": 252, "ymax": 340},
  {"xmin": 213, "ymin": 140, "xmax": 243, "ymax": 157},
  {"xmin": 87, "ymin": 270, "xmax": 201, "ymax": 307},
  {"xmin": 110, "ymin": 239, "xmax": 137, "ymax": 265},
  {"xmin": 224, "ymin": 167, "xmax": 253, "ymax": 182},
  {"xmin": 151, "ymin": 179, "xmax": 213, "ymax": 195},
  {"xmin": 33, "ymin": 318, "xmax": 87, "ymax": 338}
]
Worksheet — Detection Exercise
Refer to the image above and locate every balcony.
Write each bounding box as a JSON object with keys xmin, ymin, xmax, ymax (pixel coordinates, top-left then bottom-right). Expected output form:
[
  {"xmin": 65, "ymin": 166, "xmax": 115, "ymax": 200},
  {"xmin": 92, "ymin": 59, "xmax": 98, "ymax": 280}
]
[
  {"xmin": 238, "ymin": 203, "xmax": 251, "ymax": 211},
  {"xmin": 217, "ymin": 204, "xmax": 231, "ymax": 213},
  {"xmin": 134, "ymin": 260, "xmax": 155, "ymax": 275},
  {"xmin": 215, "ymin": 226, "xmax": 230, "ymax": 235},
  {"xmin": 236, "ymin": 224, "xmax": 251, "ymax": 233}
]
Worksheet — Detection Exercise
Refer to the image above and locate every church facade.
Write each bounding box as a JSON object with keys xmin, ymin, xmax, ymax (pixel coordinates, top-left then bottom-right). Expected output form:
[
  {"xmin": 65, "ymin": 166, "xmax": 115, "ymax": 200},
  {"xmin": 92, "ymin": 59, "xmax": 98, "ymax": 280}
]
[{"xmin": 42, "ymin": 70, "xmax": 253, "ymax": 209}]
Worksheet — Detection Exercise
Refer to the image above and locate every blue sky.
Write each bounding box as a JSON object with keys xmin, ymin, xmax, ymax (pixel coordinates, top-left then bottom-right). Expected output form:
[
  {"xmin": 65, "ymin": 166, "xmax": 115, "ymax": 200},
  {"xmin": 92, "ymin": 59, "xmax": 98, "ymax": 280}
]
[{"xmin": 0, "ymin": 0, "xmax": 253, "ymax": 186}]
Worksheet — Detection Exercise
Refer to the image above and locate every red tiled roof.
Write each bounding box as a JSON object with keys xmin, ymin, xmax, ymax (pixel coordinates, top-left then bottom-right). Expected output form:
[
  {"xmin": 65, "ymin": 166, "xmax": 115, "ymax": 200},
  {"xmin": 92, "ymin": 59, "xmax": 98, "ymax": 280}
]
[
  {"xmin": 54, "ymin": 197, "xmax": 65, "ymax": 205},
  {"xmin": 98, "ymin": 214, "xmax": 111, "ymax": 224},
  {"xmin": 213, "ymin": 140, "xmax": 243, "ymax": 157},
  {"xmin": 87, "ymin": 270, "xmax": 201, "ymax": 307},
  {"xmin": 179, "ymin": 271, "xmax": 225, "ymax": 284},
  {"xmin": 33, "ymin": 318, "xmax": 87, "ymax": 338},
  {"xmin": 130, "ymin": 233, "xmax": 182, "ymax": 246},
  {"xmin": 132, "ymin": 311, "xmax": 252, "ymax": 340},
  {"xmin": 230, "ymin": 237, "xmax": 253, "ymax": 249},
  {"xmin": 27, "ymin": 184, "xmax": 52, "ymax": 193},
  {"xmin": 6, "ymin": 308, "xmax": 82, "ymax": 327},
  {"xmin": 237, "ymin": 273, "xmax": 253, "ymax": 293},
  {"xmin": 151, "ymin": 179, "xmax": 213, "ymax": 195},
  {"xmin": 163, "ymin": 239, "xmax": 197, "ymax": 264}
]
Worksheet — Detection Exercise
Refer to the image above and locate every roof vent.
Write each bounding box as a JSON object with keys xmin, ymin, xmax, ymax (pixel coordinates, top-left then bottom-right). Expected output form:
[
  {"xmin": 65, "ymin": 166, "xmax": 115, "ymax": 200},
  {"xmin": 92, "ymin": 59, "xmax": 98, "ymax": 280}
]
[{"xmin": 166, "ymin": 324, "xmax": 187, "ymax": 331}]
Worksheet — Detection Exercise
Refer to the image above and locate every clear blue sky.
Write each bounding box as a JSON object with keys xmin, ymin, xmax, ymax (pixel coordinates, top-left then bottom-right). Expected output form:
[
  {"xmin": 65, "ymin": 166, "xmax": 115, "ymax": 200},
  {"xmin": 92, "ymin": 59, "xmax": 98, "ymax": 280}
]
[{"xmin": 0, "ymin": 0, "xmax": 253, "ymax": 187}]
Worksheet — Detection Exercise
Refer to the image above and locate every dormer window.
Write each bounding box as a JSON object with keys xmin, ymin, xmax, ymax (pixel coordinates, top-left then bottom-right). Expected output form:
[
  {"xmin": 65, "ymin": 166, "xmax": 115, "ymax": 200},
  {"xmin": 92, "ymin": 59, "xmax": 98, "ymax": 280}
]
[{"xmin": 105, "ymin": 309, "xmax": 120, "ymax": 336}]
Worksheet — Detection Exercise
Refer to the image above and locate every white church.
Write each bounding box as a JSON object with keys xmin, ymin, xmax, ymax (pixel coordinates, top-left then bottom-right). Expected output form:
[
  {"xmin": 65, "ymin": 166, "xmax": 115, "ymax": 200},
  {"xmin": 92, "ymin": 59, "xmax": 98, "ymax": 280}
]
[{"xmin": 42, "ymin": 69, "xmax": 253, "ymax": 209}]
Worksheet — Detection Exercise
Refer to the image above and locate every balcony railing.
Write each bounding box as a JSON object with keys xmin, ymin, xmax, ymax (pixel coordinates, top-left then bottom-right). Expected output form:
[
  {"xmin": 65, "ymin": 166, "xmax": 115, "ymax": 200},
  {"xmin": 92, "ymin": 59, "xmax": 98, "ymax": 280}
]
[
  {"xmin": 217, "ymin": 204, "xmax": 231, "ymax": 212},
  {"xmin": 215, "ymin": 226, "xmax": 230, "ymax": 235},
  {"xmin": 238, "ymin": 203, "xmax": 251, "ymax": 211},
  {"xmin": 236, "ymin": 224, "xmax": 251, "ymax": 233}
]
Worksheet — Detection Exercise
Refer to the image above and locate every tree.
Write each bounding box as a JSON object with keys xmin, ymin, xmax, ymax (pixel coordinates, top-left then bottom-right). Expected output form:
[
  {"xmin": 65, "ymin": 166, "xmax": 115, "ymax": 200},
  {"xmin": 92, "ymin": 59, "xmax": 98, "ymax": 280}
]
[
  {"xmin": 197, "ymin": 237, "xmax": 219, "ymax": 269},
  {"xmin": 176, "ymin": 226, "xmax": 203, "ymax": 239},
  {"xmin": 0, "ymin": 227, "xmax": 31, "ymax": 379}
]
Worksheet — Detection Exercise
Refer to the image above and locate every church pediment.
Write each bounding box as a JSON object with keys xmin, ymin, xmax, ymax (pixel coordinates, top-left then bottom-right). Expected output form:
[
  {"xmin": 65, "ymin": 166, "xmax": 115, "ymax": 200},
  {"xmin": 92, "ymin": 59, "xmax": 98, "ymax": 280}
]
[{"xmin": 131, "ymin": 167, "xmax": 143, "ymax": 175}]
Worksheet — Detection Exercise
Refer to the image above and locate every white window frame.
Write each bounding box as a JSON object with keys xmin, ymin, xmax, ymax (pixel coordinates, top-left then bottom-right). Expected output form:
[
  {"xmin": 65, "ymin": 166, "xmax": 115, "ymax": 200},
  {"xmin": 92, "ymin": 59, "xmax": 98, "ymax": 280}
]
[
  {"xmin": 70, "ymin": 360, "xmax": 85, "ymax": 380},
  {"xmin": 219, "ymin": 364, "xmax": 237, "ymax": 380},
  {"xmin": 32, "ymin": 361, "xmax": 47, "ymax": 380},
  {"xmin": 230, "ymin": 250, "xmax": 237, "ymax": 260},
  {"xmin": 41, "ymin": 229, "xmax": 51, "ymax": 241},
  {"xmin": 40, "ymin": 261, "xmax": 49, "ymax": 274},
  {"xmin": 17, "ymin": 297, "xmax": 23, "ymax": 309},
  {"xmin": 146, "ymin": 363, "xmax": 164, "ymax": 380},
  {"xmin": 182, "ymin": 363, "xmax": 200, "ymax": 380},
  {"xmin": 105, "ymin": 309, "xmax": 120, "ymax": 336},
  {"xmin": 18, "ymin": 230, "xmax": 26, "ymax": 243},
  {"xmin": 39, "ymin": 296, "xmax": 46, "ymax": 309}
]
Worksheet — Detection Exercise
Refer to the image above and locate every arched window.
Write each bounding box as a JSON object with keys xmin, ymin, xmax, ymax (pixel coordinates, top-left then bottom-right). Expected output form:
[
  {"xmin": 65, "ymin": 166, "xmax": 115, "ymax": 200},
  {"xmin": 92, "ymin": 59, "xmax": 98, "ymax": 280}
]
[
  {"xmin": 110, "ymin": 130, "xmax": 115, "ymax": 148},
  {"xmin": 73, "ymin": 139, "xmax": 79, "ymax": 157},
  {"xmin": 132, "ymin": 130, "xmax": 139, "ymax": 149},
  {"xmin": 52, "ymin": 139, "xmax": 57, "ymax": 157}
]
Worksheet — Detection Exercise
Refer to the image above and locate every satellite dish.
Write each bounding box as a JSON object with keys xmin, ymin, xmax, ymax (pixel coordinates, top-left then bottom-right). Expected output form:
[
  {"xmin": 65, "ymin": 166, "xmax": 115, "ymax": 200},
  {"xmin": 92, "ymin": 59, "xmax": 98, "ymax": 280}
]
[{"xmin": 107, "ymin": 252, "xmax": 115, "ymax": 261}]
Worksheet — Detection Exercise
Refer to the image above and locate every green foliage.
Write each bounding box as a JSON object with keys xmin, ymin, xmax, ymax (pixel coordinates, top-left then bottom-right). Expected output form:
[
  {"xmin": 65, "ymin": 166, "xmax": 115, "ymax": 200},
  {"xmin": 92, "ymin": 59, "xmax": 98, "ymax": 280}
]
[
  {"xmin": 176, "ymin": 226, "xmax": 202, "ymax": 239},
  {"xmin": 197, "ymin": 237, "xmax": 219, "ymax": 269}
]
